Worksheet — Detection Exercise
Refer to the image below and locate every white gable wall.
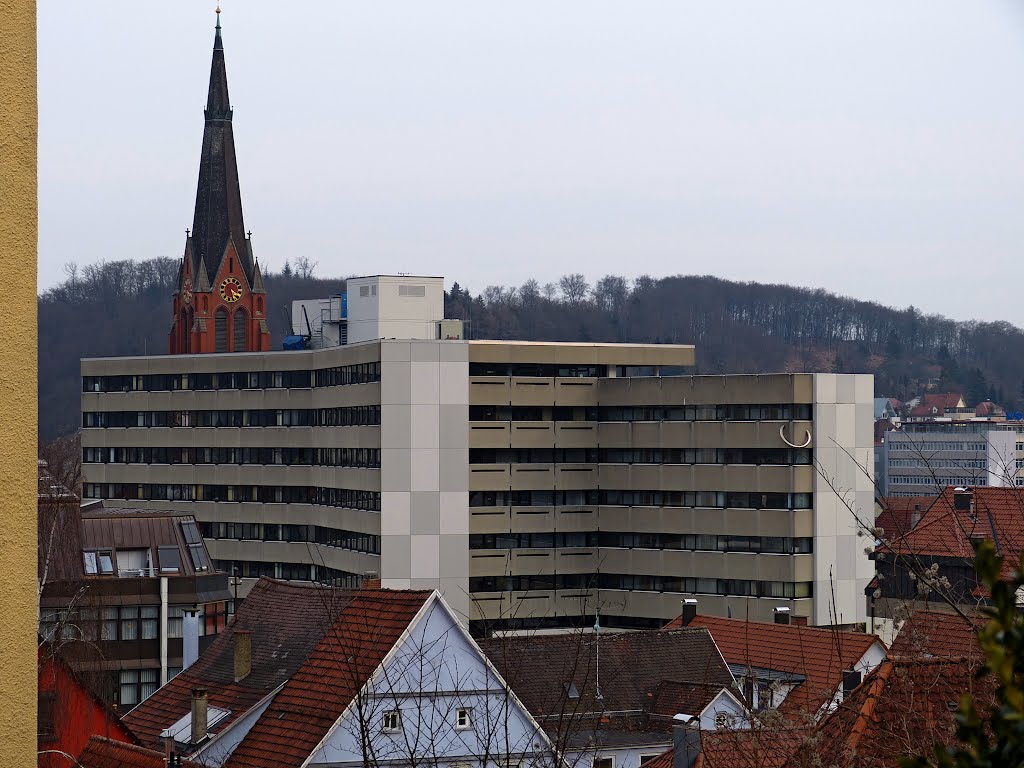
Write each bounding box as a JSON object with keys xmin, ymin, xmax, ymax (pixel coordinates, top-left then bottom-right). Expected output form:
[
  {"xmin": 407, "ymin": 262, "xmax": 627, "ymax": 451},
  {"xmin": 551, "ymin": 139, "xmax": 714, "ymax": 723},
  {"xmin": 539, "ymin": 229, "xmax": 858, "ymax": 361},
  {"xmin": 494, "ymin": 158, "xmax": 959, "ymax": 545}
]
[{"xmin": 307, "ymin": 595, "xmax": 553, "ymax": 768}]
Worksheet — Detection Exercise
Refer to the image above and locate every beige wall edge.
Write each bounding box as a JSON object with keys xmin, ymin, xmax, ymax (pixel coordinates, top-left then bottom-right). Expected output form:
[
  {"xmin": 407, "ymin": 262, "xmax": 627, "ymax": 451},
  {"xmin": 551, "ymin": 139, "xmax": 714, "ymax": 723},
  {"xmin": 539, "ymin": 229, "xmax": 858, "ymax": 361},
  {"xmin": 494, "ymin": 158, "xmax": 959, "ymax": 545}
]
[{"xmin": 0, "ymin": 1, "xmax": 38, "ymax": 765}]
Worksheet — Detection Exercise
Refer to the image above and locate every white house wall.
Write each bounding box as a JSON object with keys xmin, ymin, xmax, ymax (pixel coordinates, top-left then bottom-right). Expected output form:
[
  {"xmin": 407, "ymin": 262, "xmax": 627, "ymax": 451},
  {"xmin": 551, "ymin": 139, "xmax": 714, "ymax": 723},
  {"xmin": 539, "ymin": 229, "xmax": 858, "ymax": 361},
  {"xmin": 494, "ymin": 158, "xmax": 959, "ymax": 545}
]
[{"xmin": 307, "ymin": 597, "xmax": 550, "ymax": 768}]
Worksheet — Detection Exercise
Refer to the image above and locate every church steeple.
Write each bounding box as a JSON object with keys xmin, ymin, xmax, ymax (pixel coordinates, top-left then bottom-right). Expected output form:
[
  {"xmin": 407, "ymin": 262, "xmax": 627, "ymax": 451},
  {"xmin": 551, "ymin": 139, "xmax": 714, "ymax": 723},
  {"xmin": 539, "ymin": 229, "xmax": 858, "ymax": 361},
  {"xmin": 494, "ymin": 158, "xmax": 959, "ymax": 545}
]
[
  {"xmin": 170, "ymin": 9, "xmax": 271, "ymax": 356},
  {"xmin": 190, "ymin": 8, "xmax": 254, "ymax": 289}
]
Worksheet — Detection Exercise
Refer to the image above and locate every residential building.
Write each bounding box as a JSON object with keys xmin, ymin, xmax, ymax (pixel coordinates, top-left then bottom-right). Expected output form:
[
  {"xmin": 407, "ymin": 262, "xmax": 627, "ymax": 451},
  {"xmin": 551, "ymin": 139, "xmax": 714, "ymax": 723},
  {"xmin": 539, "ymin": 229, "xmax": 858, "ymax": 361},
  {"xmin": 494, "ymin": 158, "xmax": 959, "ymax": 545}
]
[
  {"xmin": 903, "ymin": 393, "xmax": 972, "ymax": 423},
  {"xmin": 39, "ymin": 462, "xmax": 231, "ymax": 708},
  {"xmin": 79, "ymin": 737, "xmax": 201, "ymax": 768},
  {"xmin": 664, "ymin": 609, "xmax": 886, "ymax": 719},
  {"xmin": 880, "ymin": 421, "xmax": 1019, "ymax": 497},
  {"xmin": 647, "ymin": 655, "xmax": 990, "ymax": 768},
  {"xmin": 480, "ymin": 628, "xmax": 745, "ymax": 768},
  {"xmin": 123, "ymin": 577, "xmax": 555, "ymax": 768},
  {"xmin": 37, "ymin": 646, "xmax": 136, "ymax": 768},
  {"xmin": 870, "ymin": 486, "xmax": 1024, "ymax": 635},
  {"xmin": 169, "ymin": 10, "xmax": 270, "ymax": 355}
]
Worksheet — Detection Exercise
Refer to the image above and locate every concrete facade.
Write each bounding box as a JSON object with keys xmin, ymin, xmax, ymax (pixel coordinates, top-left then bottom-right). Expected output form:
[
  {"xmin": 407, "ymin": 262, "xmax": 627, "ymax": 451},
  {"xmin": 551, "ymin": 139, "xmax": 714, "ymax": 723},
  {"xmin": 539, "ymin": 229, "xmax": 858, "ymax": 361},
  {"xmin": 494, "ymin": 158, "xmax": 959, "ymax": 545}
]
[
  {"xmin": 882, "ymin": 422, "xmax": 1020, "ymax": 497},
  {"xmin": 81, "ymin": 340, "xmax": 873, "ymax": 633}
]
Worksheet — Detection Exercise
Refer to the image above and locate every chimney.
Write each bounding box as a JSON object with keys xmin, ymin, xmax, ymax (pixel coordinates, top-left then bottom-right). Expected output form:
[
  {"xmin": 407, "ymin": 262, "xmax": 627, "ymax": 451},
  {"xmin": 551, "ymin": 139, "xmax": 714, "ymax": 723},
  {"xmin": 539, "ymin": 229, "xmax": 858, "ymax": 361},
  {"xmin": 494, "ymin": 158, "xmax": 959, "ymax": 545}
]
[
  {"xmin": 773, "ymin": 607, "xmax": 791, "ymax": 625},
  {"xmin": 953, "ymin": 487, "xmax": 973, "ymax": 512},
  {"xmin": 680, "ymin": 598, "xmax": 698, "ymax": 627},
  {"xmin": 164, "ymin": 734, "xmax": 173, "ymax": 766},
  {"xmin": 362, "ymin": 577, "xmax": 382, "ymax": 590},
  {"xmin": 842, "ymin": 668, "xmax": 863, "ymax": 699},
  {"xmin": 182, "ymin": 609, "xmax": 199, "ymax": 671},
  {"xmin": 190, "ymin": 688, "xmax": 208, "ymax": 745},
  {"xmin": 910, "ymin": 504, "xmax": 922, "ymax": 530},
  {"xmin": 672, "ymin": 722, "xmax": 701, "ymax": 768},
  {"xmin": 234, "ymin": 629, "xmax": 252, "ymax": 682}
]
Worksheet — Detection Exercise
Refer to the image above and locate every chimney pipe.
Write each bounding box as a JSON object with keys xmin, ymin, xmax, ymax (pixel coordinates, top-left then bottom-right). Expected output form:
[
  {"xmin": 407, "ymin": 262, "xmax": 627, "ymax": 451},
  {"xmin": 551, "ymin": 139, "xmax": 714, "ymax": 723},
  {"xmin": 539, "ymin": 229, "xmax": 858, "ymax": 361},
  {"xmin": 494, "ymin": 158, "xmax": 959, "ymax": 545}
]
[
  {"xmin": 672, "ymin": 722, "xmax": 701, "ymax": 768},
  {"xmin": 842, "ymin": 669, "xmax": 862, "ymax": 699},
  {"xmin": 910, "ymin": 504, "xmax": 922, "ymax": 530},
  {"xmin": 234, "ymin": 629, "xmax": 252, "ymax": 682},
  {"xmin": 182, "ymin": 609, "xmax": 199, "ymax": 671},
  {"xmin": 164, "ymin": 735, "xmax": 173, "ymax": 766},
  {"xmin": 773, "ymin": 607, "xmax": 791, "ymax": 625},
  {"xmin": 190, "ymin": 688, "xmax": 208, "ymax": 746},
  {"xmin": 681, "ymin": 598, "xmax": 698, "ymax": 627}
]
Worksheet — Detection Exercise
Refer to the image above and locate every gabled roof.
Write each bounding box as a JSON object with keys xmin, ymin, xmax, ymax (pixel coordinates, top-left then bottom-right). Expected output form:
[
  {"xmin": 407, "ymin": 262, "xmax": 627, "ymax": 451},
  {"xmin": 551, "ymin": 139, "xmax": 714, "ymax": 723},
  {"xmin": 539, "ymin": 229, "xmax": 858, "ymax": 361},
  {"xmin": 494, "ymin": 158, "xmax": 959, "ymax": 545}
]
[
  {"xmin": 921, "ymin": 393, "xmax": 966, "ymax": 411},
  {"xmin": 480, "ymin": 628, "xmax": 735, "ymax": 748},
  {"xmin": 875, "ymin": 496, "xmax": 934, "ymax": 542},
  {"xmin": 78, "ymin": 736, "xmax": 201, "ymax": 768},
  {"xmin": 888, "ymin": 610, "xmax": 984, "ymax": 663},
  {"xmin": 794, "ymin": 657, "xmax": 993, "ymax": 768},
  {"xmin": 662, "ymin": 615, "xmax": 883, "ymax": 717},
  {"xmin": 224, "ymin": 589, "xmax": 433, "ymax": 768},
  {"xmin": 647, "ymin": 727, "xmax": 815, "ymax": 768},
  {"xmin": 125, "ymin": 578, "xmax": 358, "ymax": 750},
  {"xmin": 879, "ymin": 487, "xmax": 1024, "ymax": 575},
  {"xmin": 648, "ymin": 680, "xmax": 737, "ymax": 719}
]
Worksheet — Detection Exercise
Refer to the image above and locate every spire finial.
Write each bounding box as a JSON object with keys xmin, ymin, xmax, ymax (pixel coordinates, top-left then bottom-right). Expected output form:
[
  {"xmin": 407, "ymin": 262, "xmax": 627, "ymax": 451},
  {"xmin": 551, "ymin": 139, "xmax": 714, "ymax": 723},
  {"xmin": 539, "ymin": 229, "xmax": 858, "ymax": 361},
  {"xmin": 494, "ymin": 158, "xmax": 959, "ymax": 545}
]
[{"xmin": 215, "ymin": 3, "xmax": 222, "ymax": 30}]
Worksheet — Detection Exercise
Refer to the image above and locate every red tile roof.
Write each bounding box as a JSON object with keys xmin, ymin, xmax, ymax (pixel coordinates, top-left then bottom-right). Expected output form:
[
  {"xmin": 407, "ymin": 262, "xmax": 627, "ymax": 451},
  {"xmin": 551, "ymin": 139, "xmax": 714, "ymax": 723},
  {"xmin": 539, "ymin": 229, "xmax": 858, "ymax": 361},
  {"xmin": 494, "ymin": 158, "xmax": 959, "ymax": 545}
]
[
  {"xmin": 880, "ymin": 487, "xmax": 1024, "ymax": 576},
  {"xmin": 77, "ymin": 736, "xmax": 200, "ymax": 768},
  {"xmin": 662, "ymin": 615, "xmax": 883, "ymax": 717},
  {"xmin": 124, "ymin": 578, "xmax": 362, "ymax": 750},
  {"xmin": 794, "ymin": 657, "xmax": 994, "ymax": 768},
  {"xmin": 640, "ymin": 727, "xmax": 815, "ymax": 768},
  {"xmin": 888, "ymin": 610, "xmax": 984, "ymax": 663},
  {"xmin": 921, "ymin": 393, "xmax": 966, "ymax": 411},
  {"xmin": 225, "ymin": 588, "xmax": 432, "ymax": 768},
  {"xmin": 875, "ymin": 496, "xmax": 933, "ymax": 542}
]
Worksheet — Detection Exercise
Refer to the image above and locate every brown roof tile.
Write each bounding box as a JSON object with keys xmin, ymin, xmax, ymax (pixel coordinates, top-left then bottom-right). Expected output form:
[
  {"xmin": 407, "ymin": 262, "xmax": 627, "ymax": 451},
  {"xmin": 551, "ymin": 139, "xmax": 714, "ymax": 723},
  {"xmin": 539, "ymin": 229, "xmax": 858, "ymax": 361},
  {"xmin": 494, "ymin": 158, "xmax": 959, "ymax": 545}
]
[
  {"xmin": 662, "ymin": 615, "xmax": 882, "ymax": 717},
  {"xmin": 888, "ymin": 610, "xmax": 984, "ymax": 663},
  {"xmin": 124, "ymin": 577, "xmax": 358, "ymax": 750},
  {"xmin": 480, "ymin": 628, "xmax": 734, "ymax": 746},
  {"xmin": 224, "ymin": 589, "xmax": 432, "ymax": 768},
  {"xmin": 881, "ymin": 487, "xmax": 1024, "ymax": 577},
  {"xmin": 795, "ymin": 657, "xmax": 994, "ymax": 768},
  {"xmin": 78, "ymin": 735, "xmax": 200, "ymax": 768}
]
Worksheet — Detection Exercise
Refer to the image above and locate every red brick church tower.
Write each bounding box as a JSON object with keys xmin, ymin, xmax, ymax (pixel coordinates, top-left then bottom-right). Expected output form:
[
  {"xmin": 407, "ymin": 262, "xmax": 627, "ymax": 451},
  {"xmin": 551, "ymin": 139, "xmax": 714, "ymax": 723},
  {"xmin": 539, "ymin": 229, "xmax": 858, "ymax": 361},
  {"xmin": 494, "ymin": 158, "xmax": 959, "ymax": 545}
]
[{"xmin": 170, "ymin": 10, "xmax": 271, "ymax": 354}]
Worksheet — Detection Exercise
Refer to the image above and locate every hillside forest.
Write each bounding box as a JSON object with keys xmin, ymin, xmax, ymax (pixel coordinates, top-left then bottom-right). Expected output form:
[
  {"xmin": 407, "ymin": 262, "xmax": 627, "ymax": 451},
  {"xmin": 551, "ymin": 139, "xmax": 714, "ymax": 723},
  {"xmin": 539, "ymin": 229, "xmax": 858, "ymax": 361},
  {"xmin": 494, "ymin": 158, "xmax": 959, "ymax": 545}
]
[{"xmin": 39, "ymin": 258, "xmax": 1024, "ymax": 439}]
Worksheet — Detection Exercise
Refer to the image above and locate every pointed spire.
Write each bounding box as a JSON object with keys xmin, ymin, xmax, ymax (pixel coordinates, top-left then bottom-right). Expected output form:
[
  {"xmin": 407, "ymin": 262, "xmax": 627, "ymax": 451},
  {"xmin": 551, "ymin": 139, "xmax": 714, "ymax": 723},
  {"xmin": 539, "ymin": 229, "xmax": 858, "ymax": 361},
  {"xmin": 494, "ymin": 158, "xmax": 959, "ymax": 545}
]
[
  {"xmin": 252, "ymin": 258, "xmax": 266, "ymax": 294},
  {"xmin": 190, "ymin": 8, "xmax": 254, "ymax": 290}
]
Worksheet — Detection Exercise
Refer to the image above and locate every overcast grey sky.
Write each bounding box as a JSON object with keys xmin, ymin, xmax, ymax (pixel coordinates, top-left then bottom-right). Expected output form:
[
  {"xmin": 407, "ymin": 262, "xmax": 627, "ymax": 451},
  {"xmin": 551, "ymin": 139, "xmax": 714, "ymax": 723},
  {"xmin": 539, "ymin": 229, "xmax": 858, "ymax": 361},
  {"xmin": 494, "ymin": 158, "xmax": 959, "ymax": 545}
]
[{"xmin": 38, "ymin": 2, "xmax": 1024, "ymax": 322}]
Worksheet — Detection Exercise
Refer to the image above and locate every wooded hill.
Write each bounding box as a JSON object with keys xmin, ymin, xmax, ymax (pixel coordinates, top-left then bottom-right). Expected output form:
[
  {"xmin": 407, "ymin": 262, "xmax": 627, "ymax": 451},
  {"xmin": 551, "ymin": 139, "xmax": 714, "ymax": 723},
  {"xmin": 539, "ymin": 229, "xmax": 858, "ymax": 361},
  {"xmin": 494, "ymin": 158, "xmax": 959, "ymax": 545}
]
[{"xmin": 39, "ymin": 260, "xmax": 1024, "ymax": 439}]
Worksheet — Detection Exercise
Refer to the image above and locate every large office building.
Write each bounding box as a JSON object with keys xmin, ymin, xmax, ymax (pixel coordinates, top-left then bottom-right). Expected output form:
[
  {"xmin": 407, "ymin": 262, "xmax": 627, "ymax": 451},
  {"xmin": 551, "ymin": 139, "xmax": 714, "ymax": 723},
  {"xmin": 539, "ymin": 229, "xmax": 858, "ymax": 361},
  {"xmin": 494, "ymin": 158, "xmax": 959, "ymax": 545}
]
[
  {"xmin": 82, "ymin": 275, "xmax": 875, "ymax": 632},
  {"xmin": 880, "ymin": 421, "xmax": 1020, "ymax": 497}
]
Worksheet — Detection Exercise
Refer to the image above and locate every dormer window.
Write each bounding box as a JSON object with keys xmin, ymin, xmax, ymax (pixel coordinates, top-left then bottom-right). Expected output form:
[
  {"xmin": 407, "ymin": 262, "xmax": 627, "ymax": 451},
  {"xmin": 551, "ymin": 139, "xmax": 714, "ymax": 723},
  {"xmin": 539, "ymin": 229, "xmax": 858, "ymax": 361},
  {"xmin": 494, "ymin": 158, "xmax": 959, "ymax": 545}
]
[{"xmin": 159, "ymin": 546, "xmax": 182, "ymax": 573}]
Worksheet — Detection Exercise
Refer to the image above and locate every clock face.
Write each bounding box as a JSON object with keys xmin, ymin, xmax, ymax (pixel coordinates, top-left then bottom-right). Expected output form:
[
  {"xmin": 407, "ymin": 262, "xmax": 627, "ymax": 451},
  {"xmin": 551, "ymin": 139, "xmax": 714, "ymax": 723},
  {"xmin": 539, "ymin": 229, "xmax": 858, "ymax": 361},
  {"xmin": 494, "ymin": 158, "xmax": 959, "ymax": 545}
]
[
  {"xmin": 219, "ymin": 277, "xmax": 243, "ymax": 303},
  {"xmin": 182, "ymin": 277, "xmax": 193, "ymax": 305}
]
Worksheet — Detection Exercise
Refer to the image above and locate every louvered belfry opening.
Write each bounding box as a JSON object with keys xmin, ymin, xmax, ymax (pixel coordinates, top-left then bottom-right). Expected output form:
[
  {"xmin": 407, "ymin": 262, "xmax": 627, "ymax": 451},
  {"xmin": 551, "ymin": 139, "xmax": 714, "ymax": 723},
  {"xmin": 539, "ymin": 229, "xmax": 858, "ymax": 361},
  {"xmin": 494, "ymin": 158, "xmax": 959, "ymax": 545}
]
[
  {"xmin": 215, "ymin": 308, "xmax": 229, "ymax": 353},
  {"xmin": 233, "ymin": 308, "xmax": 247, "ymax": 352}
]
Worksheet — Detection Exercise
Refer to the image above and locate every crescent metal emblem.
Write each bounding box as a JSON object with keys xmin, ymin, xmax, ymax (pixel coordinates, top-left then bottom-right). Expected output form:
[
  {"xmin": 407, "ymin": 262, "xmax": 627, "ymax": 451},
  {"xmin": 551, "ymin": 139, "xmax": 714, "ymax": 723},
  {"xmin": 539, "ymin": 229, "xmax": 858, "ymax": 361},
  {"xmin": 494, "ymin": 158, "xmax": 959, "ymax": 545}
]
[{"xmin": 779, "ymin": 424, "xmax": 812, "ymax": 449}]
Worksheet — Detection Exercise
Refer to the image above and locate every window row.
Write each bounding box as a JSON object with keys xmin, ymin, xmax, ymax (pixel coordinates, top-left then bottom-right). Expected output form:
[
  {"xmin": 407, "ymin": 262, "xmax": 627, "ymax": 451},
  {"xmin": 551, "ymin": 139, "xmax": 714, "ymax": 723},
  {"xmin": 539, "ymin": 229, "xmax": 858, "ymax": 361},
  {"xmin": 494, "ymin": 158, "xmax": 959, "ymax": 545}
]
[
  {"xmin": 468, "ymin": 489, "xmax": 813, "ymax": 510},
  {"xmin": 84, "ymin": 446, "xmax": 381, "ymax": 468},
  {"xmin": 887, "ymin": 441, "xmax": 988, "ymax": 453},
  {"xmin": 468, "ymin": 404, "xmax": 813, "ymax": 422},
  {"xmin": 82, "ymin": 362, "xmax": 381, "ymax": 393},
  {"xmin": 887, "ymin": 458, "xmax": 987, "ymax": 469},
  {"xmin": 200, "ymin": 522, "xmax": 381, "ymax": 555},
  {"xmin": 470, "ymin": 363, "xmax": 608, "ymax": 377},
  {"xmin": 211, "ymin": 559, "xmax": 365, "ymax": 588},
  {"xmin": 469, "ymin": 573, "xmax": 814, "ymax": 598},
  {"xmin": 83, "ymin": 483, "xmax": 382, "ymax": 510},
  {"xmin": 469, "ymin": 447, "xmax": 812, "ymax": 466},
  {"xmin": 39, "ymin": 602, "xmax": 229, "ymax": 645},
  {"xmin": 889, "ymin": 475, "xmax": 986, "ymax": 487},
  {"xmin": 83, "ymin": 406, "xmax": 381, "ymax": 429},
  {"xmin": 469, "ymin": 532, "xmax": 813, "ymax": 554}
]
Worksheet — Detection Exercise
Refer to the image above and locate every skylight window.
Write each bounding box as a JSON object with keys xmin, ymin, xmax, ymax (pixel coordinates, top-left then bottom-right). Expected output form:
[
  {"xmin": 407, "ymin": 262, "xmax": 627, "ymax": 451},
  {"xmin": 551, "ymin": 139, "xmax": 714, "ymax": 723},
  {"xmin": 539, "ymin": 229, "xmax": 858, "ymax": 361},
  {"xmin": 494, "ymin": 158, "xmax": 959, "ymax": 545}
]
[{"xmin": 158, "ymin": 546, "xmax": 182, "ymax": 573}]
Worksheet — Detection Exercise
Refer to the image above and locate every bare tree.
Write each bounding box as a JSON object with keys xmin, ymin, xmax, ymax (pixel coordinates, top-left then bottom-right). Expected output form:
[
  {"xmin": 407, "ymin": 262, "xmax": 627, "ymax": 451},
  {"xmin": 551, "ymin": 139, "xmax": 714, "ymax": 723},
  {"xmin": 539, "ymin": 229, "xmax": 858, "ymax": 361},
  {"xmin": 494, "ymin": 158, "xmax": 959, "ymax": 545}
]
[
  {"xmin": 559, "ymin": 274, "xmax": 590, "ymax": 306},
  {"xmin": 295, "ymin": 257, "xmax": 318, "ymax": 280}
]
